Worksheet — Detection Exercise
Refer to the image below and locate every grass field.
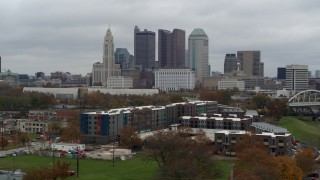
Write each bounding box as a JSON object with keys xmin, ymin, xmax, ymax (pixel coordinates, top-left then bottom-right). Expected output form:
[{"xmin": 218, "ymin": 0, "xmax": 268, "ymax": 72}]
[
  {"xmin": 0, "ymin": 155, "xmax": 232, "ymax": 179},
  {"xmin": 279, "ymin": 116, "xmax": 320, "ymax": 148}
]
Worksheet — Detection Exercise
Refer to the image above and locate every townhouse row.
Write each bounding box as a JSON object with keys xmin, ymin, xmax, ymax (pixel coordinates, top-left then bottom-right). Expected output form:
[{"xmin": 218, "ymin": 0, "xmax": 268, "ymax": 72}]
[
  {"xmin": 214, "ymin": 130, "xmax": 292, "ymax": 156},
  {"xmin": 175, "ymin": 116, "xmax": 291, "ymax": 156}
]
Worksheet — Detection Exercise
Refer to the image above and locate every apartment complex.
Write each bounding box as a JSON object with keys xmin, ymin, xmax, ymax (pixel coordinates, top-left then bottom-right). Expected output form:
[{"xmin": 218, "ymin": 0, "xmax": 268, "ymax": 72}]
[
  {"xmin": 80, "ymin": 101, "xmax": 218, "ymax": 144},
  {"xmin": 179, "ymin": 116, "xmax": 252, "ymax": 130},
  {"xmin": 214, "ymin": 130, "xmax": 292, "ymax": 156}
]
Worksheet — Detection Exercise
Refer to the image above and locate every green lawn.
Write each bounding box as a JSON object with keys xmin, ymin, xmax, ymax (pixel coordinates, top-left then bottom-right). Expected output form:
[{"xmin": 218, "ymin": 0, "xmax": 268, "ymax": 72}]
[
  {"xmin": 0, "ymin": 155, "xmax": 232, "ymax": 179},
  {"xmin": 279, "ymin": 116, "xmax": 320, "ymax": 148},
  {"xmin": 0, "ymin": 155, "xmax": 157, "ymax": 180},
  {"xmin": 215, "ymin": 160, "xmax": 233, "ymax": 180}
]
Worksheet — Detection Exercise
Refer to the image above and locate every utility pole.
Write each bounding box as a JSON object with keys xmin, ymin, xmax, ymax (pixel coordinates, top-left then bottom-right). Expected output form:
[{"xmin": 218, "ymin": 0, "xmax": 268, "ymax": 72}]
[
  {"xmin": 1, "ymin": 121, "xmax": 4, "ymax": 150},
  {"xmin": 77, "ymin": 146, "xmax": 79, "ymax": 177},
  {"xmin": 230, "ymin": 164, "xmax": 234, "ymax": 180},
  {"xmin": 112, "ymin": 120, "xmax": 115, "ymax": 167}
]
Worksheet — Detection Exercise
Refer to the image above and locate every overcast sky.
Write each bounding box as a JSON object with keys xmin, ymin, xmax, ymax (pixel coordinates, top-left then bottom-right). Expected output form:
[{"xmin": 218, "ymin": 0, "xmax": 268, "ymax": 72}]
[{"xmin": 1, "ymin": 0, "xmax": 320, "ymax": 77}]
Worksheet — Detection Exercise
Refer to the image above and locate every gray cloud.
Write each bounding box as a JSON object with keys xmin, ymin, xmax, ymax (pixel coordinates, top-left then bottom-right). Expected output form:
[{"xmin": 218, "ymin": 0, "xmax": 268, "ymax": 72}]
[{"xmin": 1, "ymin": 0, "xmax": 320, "ymax": 77}]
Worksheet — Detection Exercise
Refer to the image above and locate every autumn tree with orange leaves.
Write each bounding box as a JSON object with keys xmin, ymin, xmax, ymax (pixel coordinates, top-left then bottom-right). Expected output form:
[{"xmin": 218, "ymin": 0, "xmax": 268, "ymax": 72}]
[
  {"xmin": 59, "ymin": 111, "xmax": 82, "ymax": 143},
  {"xmin": 234, "ymin": 134, "xmax": 303, "ymax": 180},
  {"xmin": 295, "ymin": 148, "xmax": 317, "ymax": 176},
  {"xmin": 275, "ymin": 156, "xmax": 303, "ymax": 180},
  {"xmin": 119, "ymin": 126, "xmax": 142, "ymax": 150}
]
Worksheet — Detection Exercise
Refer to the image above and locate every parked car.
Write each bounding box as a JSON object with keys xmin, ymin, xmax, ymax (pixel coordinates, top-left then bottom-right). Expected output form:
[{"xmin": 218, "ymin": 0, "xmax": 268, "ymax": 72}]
[
  {"xmin": 0, "ymin": 153, "xmax": 6, "ymax": 158},
  {"xmin": 67, "ymin": 170, "xmax": 75, "ymax": 176},
  {"xmin": 307, "ymin": 172, "xmax": 319, "ymax": 179},
  {"xmin": 12, "ymin": 169, "xmax": 23, "ymax": 177}
]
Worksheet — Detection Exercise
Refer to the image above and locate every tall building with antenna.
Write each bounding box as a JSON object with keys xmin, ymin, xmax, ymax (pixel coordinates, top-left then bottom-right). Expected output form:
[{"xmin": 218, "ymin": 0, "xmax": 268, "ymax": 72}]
[{"xmin": 92, "ymin": 28, "xmax": 132, "ymax": 88}]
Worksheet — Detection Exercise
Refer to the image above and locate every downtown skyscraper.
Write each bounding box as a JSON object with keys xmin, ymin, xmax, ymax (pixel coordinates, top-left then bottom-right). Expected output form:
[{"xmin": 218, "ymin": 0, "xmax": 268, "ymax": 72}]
[
  {"xmin": 285, "ymin": 64, "xmax": 308, "ymax": 92},
  {"xmin": 92, "ymin": 28, "xmax": 132, "ymax": 88},
  {"xmin": 237, "ymin": 51, "xmax": 264, "ymax": 77},
  {"xmin": 188, "ymin": 28, "xmax": 210, "ymax": 87},
  {"xmin": 158, "ymin": 29, "xmax": 185, "ymax": 68},
  {"xmin": 224, "ymin": 54, "xmax": 240, "ymax": 74},
  {"xmin": 134, "ymin": 26, "xmax": 155, "ymax": 69}
]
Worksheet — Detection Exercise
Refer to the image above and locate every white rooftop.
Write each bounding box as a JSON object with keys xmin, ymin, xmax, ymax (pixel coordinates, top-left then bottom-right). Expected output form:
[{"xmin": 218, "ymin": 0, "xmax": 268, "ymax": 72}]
[
  {"xmin": 251, "ymin": 122, "xmax": 288, "ymax": 133},
  {"xmin": 256, "ymin": 132, "xmax": 291, "ymax": 137}
]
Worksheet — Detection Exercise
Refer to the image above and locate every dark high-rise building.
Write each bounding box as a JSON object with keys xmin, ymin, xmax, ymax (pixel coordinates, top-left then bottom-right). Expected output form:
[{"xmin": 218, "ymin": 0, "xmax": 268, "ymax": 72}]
[
  {"xmin": 35, "ymin": 72, "xmax": 45, "ymax": 79},
  {"xmin": 114, "ymin": 48, "xmax": 134, "ymax": 70},
  {"xmin": 259, "ymin": 62, "xmax": 264, "ymax": 77},
  {"xmin": 237, "ymin": 51, "xmax": 262, "ymax": 76},
  {"xmin": 277, "ymin": 67, "xmax": 286, "ymax": 80},
  {"xmin": 158, "ymin": 29, "xmax": 185, "ymax": 68},
  {"xmin": 18, "ymin": 74, "xmax": 29, "ymax": 85},
  {"xmin": 224, "ymin": 54, "xmax": 240, "ymax": 74},
  {"xmin": 158, "ymin": 29, "xmax": 171, "ymax": 68},
  {"xmin": 134, "ymin": 26, "xmax": 155, "ymax": 69},
  {"xmin": 172, "ymin": 29, "xmax": 185, "ymax": 68}
]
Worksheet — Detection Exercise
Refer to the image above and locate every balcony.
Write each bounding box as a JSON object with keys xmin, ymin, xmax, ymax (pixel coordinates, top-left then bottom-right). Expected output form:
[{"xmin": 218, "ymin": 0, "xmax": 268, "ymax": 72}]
[
  {"xmin": 263, "ymin": 142, "xmax": 268, "ymax": 145},
  {"xmin": 216, "ymin": 139, "xmax": 222, "ymax": 143},
  {"xmin": 278, "ymin": 143, "xmax": 284, "ymax": 146},
  {"xmin": 231, "ymin": 140, "xmax": 236, "ymax": 143}
]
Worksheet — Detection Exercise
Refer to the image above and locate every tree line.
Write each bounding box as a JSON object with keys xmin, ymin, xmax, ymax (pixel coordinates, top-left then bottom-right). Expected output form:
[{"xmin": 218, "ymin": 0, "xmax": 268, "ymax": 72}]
[{"xmin": 0, "ymin": 86, "xmax": 186, "ymax": 113}]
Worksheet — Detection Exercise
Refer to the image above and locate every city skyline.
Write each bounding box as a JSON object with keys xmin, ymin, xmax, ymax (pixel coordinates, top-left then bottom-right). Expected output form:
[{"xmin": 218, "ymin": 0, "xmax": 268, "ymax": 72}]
[{"xmin": 1, "ymin": 0, "xmax": 320, "ymax": 77}]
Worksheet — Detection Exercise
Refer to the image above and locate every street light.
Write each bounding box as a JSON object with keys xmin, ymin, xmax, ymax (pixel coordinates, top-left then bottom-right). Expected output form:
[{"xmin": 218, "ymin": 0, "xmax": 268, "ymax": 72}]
[
  {"xmin": 112, "ymin": 120, "xmax": 115, "ymax": 167},
  {"xmin": 112, "ymin": 118, "xmax": 119, "ymax": 167},
  {"xmin": 1, "ymin": 120, "xmax": 4, "ymax": 150},
  {"xmin": 76, "ymin": 146, "xmax": 79, "ymax": 177},
  {"xmin": 230, "ymin": 163, "xmax": 234, "ymax": 180},
  {"xmin": 12, "ymin": 153, "xmax": 16, "ymax": 171}
]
